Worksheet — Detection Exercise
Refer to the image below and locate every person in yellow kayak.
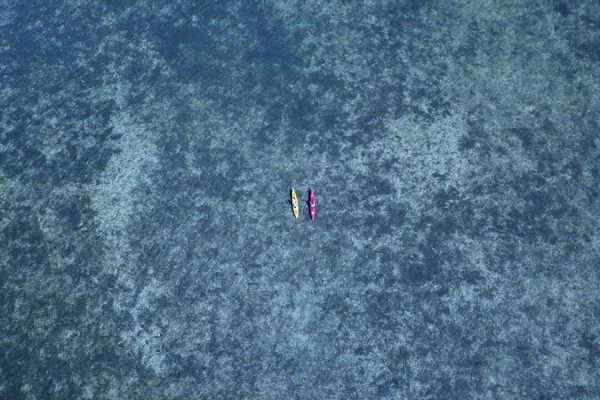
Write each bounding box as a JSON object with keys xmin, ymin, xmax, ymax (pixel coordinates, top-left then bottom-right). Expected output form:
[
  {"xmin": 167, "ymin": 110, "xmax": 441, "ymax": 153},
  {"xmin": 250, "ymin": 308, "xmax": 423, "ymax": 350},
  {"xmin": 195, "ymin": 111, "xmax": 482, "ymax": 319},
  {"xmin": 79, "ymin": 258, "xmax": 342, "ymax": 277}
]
[{"xmin": 291, "ymin": 187, "xmax": 300, "ymax": 220}]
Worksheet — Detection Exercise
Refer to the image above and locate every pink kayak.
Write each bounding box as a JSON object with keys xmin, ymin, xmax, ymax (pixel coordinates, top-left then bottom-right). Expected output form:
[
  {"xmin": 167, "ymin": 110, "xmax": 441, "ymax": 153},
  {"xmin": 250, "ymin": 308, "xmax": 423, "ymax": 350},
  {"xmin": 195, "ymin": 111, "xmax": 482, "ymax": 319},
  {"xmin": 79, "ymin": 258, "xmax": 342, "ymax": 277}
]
[{"xmin": 309, "ymin": 189, "xmax": 316, "ymax": 221}]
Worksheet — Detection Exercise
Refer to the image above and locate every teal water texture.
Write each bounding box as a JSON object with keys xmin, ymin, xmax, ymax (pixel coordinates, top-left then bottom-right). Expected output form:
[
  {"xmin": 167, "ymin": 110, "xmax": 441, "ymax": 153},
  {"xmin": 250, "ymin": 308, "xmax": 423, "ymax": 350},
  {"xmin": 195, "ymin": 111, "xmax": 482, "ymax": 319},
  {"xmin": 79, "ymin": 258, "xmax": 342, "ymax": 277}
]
[{"xmin": 1, "ymin": 1, "xmax": 599, "ymax": 399}]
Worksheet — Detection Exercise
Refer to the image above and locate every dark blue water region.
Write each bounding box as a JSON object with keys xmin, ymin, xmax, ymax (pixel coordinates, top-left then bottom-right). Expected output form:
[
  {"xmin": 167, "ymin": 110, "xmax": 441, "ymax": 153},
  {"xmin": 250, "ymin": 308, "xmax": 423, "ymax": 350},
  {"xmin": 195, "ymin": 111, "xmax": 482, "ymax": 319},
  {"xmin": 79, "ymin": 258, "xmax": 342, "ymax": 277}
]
[{"xmin": 1, "ymin": 1, "xmax": 599, "ymax": 399}]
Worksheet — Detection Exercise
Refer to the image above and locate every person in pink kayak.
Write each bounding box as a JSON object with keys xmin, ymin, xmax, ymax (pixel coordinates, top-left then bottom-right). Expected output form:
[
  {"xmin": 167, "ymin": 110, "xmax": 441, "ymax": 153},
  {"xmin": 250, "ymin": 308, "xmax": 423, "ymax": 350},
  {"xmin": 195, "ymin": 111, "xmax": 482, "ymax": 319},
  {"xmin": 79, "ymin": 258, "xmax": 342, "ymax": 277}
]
[{"xmin": 309, "ymin": 189, "xmax": 316, "ymax": 221}]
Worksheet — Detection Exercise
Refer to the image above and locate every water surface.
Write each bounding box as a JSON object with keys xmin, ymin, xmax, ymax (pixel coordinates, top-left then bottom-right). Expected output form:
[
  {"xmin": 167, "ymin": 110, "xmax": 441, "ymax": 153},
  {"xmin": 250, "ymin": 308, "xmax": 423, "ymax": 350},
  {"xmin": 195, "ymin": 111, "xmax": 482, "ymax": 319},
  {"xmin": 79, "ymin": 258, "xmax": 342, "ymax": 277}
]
[{"xmin": 1, "ymin": 1, "xmax": 599, "ymax": 398}]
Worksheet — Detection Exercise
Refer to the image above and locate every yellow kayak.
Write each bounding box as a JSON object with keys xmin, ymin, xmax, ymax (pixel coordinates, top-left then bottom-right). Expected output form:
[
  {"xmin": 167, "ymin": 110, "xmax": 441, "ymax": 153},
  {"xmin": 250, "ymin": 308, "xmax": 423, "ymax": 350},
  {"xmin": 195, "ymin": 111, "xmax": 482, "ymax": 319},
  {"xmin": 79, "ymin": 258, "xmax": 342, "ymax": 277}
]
[{"xmin": 291, "ymin": 188, "xmax": 300, "ymax": 220}]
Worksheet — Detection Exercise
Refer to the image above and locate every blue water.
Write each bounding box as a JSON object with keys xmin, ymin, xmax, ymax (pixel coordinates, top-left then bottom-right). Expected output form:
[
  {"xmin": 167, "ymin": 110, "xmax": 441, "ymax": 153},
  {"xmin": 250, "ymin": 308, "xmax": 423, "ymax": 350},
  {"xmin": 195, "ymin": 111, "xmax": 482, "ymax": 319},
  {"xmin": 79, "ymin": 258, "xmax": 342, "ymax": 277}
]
[{"xmin": 1, "ymin": 1, "xmax": 599, "ymax": 399}]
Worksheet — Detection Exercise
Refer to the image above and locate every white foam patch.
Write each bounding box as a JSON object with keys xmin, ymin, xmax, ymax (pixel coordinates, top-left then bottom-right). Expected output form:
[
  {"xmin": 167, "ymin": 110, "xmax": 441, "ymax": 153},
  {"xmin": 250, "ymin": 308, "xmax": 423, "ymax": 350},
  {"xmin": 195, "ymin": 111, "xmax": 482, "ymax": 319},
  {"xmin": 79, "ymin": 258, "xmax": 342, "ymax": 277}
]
[
  {"xmin": 0, "ymin": 4, "xmax": 15, "ymax": 28},
  {"xmin": 90, "ymin": 110, "xmax": 158, "ymax": 271},
  {"xmin": 378, "ymin": 114, "xmax": 471, "ymax": 209},
  {"xmin": 118, "ymin": 277, "xmax": 168, "ymax": 376}
]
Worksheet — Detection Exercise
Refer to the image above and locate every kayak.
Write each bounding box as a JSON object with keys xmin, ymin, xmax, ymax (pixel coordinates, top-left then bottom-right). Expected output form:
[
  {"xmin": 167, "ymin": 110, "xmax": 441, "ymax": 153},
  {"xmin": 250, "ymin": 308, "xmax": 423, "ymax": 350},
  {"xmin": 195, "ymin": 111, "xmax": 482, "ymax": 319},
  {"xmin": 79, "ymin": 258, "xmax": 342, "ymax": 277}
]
[
  {"xmin": 291, "ymin": 187, "xmax": 300, "ymax": 220},
  {"xmin": 309, "ymin": 189, "xmax": 316, "ymax": 221}
]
